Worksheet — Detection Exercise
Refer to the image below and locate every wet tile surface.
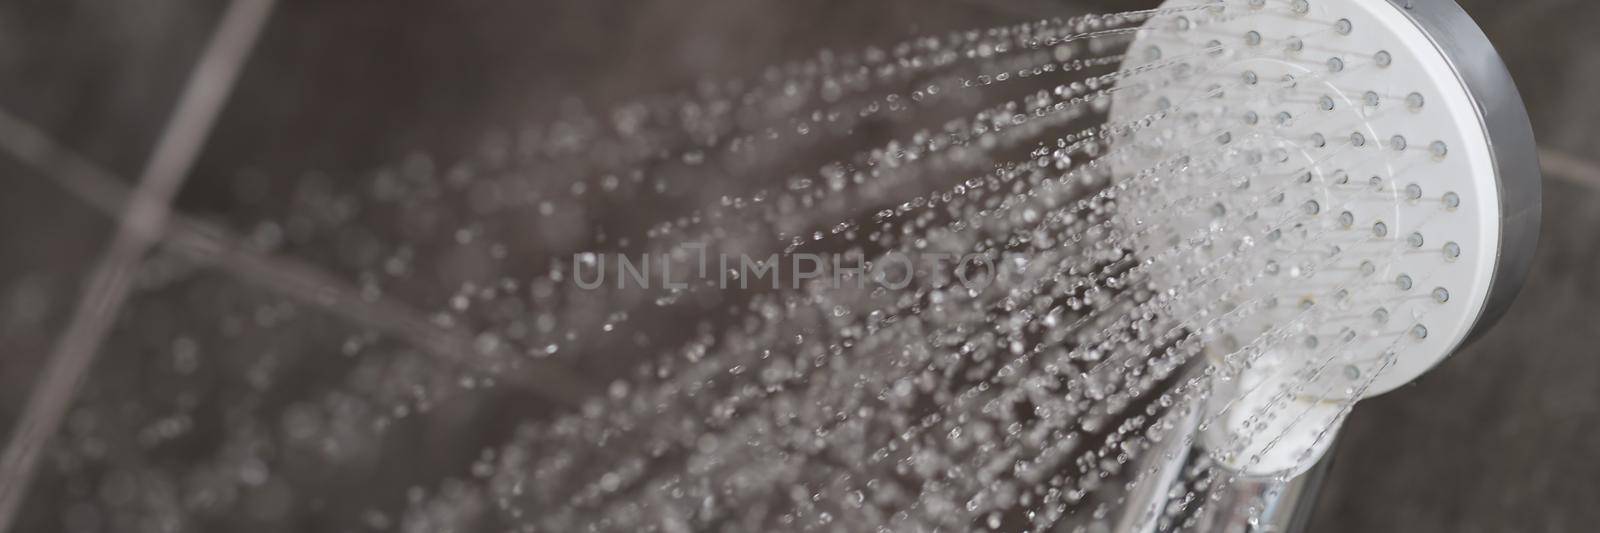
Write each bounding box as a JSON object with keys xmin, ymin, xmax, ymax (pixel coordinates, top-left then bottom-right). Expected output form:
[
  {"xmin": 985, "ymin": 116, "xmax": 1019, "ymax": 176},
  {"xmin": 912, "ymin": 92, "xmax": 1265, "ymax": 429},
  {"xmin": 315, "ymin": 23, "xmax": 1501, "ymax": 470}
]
[{"xmin": 0, "ymin": 0, "xmax": 218, "ymax": 452}]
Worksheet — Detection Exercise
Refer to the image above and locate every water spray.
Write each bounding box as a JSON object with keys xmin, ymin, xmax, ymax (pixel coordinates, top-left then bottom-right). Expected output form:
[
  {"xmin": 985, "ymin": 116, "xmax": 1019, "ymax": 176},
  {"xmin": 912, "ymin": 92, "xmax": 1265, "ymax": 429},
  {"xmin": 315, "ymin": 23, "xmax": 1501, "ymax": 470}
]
[{"xmin": 0, "ymin": 1, "xmax": 1544, "ymax": 532}]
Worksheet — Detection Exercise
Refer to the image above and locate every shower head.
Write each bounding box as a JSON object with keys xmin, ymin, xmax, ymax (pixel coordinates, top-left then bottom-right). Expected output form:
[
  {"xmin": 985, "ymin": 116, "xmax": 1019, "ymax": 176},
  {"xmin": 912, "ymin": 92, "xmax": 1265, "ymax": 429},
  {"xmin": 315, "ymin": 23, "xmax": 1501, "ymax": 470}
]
[{"xmin": 1108, "ymin": 0, "xmax": 1538, "ymax": 474}]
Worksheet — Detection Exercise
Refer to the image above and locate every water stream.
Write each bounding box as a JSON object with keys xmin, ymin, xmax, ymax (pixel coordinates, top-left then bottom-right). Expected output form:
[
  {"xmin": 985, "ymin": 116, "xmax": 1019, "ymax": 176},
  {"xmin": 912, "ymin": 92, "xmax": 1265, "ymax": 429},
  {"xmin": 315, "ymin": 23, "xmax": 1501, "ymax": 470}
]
[{"xmin": 24, "ymin": 3, "xmax": 1444, "ymax": 532}]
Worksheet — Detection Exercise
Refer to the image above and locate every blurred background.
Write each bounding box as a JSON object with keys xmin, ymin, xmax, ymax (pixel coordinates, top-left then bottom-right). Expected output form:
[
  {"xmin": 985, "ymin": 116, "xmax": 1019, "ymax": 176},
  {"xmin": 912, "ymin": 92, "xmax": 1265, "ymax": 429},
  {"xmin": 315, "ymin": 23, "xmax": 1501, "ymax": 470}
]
[{"xmin": 0, "ymin": 0, "xmax": 1595, "ymax": 531}]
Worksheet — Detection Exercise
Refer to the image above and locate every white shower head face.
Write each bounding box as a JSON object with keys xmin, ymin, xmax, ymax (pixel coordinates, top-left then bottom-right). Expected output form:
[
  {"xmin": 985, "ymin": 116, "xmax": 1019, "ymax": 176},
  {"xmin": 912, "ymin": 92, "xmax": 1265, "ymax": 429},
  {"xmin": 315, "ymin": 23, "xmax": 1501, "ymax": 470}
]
[{"xmin": 1109, "ymin": 0, "xmax": 1507, "ymax": 406}]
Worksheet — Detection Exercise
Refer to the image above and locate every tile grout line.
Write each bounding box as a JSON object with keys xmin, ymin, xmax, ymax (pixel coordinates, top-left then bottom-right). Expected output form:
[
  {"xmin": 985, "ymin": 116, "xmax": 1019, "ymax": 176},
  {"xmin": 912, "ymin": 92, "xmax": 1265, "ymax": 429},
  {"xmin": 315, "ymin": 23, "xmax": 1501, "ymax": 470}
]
[
  {"xmin": 0, "ymin": 1, "xmax": 277, "ymax": 531},
  {"xmin": 0, "ymin": 105, "xmax": 595, "ymax": 406}
]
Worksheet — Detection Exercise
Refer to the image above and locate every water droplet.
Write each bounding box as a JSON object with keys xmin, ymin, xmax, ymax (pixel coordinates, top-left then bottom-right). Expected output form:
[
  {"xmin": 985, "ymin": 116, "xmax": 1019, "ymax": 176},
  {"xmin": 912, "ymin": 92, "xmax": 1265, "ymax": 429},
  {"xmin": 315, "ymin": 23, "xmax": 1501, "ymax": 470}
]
[
  {"xmin": 1374, "ymin": 50, "xmax": 1393, "ymax": 67},
  {"xmin": 1443, "ymin": 192, "xmax": 1461, "ymax": 209},
  {"xmin": 1407, "ymin": 92, "xmax": 1426, "ymax": 111},
  {"xmin": 1430, "ymin": 141, "xmax": 1449, "ymax": 160}
]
